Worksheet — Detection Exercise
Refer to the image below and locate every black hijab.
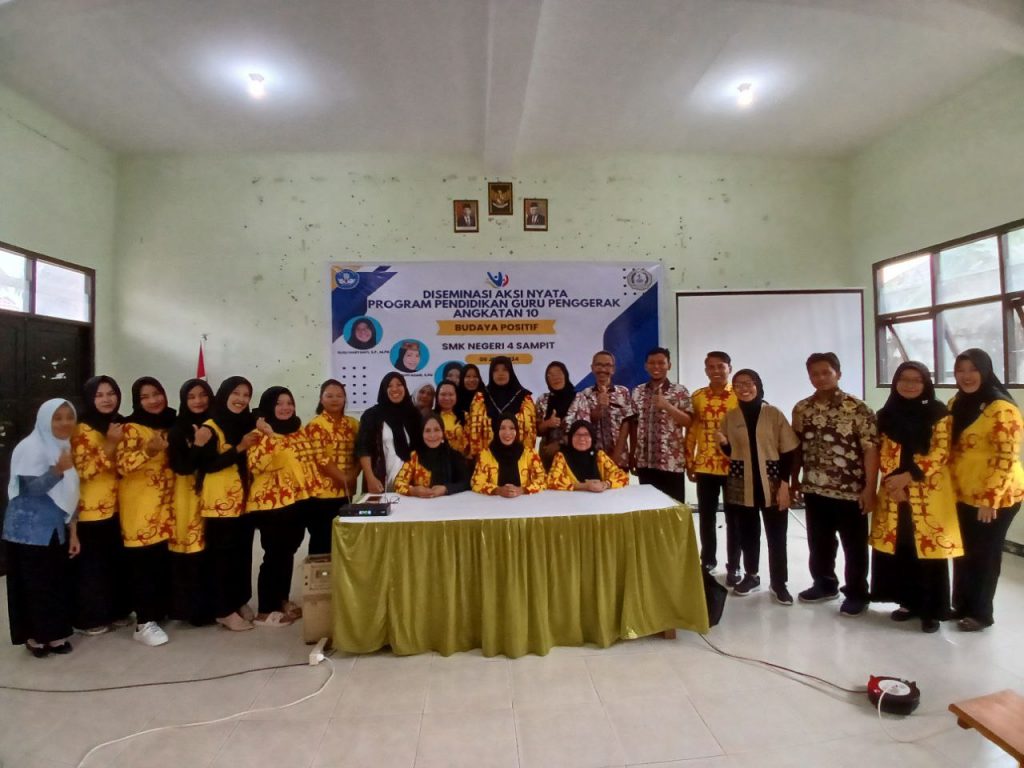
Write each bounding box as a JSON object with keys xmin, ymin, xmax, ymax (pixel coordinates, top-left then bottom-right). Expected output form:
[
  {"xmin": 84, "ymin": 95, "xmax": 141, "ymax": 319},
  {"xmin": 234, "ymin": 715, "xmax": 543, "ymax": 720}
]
[
  {"xmin": 484, "ymin": 356, "xmax": 531, "ymax": 422},
  {"xmin": 371, "ymin": 372, "xmax": 421, "ymax": 462},
  {"xmin": 209, "ymin": 376, "xmax": 257, "ymax": 446},
  {"xmin": 255, "ymin": 386, "xmax": 302, "ymax": 435},
  {"xmin": 543, "ymin": 361, "xmax": 576, "ymax": 419},
  {"xmin": 126, "ymin": 376, "xmax": 176, "ymax": 430},
  {"xmin": 733, "ymin": 369, "xmax": 765, "ymax": 427},
  {"xmin": 80, "ymin": 375, "xmax": 123, "ymax": 434},
  {"xmin": 441, "ymin": 361, "xmax": 463, "ymax": 384},
  {"xmin": 417, "ymin": 413, "xmax": 458, "ymax": 485},
  {"xmin": 878, "ymin": 362, "xmax": 948, "ymax": 466},
  {"xmin": 951, "ymin": 348, "xmax": 1017, "ymax": 441},
  {"xmin": 395, "ymin": 342, "xmax": 422, "ymax": 374},
  {"xmin": 347, "ymin": 318, "xmax": 376, "ymax": 350},
  {"xmin": 455, "ymin": 363, "xmax": 482, "ymax": 423},
  {"xmin": 562, "ymin": 420, "xmax": 600, "ymax": 482},
  {"xmin": 314, "ymin": 379, "xmax": 347, "ymax": 416},
  {"xmin": 168, "ymin": 378, "xmax": 215, "ymax": 476},
  {"xmin": 489, "ymin": 416, "xmax": 525, "ymax": 487}
]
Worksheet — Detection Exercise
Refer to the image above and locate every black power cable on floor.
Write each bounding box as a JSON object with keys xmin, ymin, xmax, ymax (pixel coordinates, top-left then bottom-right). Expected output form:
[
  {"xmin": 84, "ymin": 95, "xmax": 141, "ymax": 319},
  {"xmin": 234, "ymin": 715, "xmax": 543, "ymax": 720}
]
[{"xmin": 0, "ymin": 650, "xmax": 336, "ymax": 694}]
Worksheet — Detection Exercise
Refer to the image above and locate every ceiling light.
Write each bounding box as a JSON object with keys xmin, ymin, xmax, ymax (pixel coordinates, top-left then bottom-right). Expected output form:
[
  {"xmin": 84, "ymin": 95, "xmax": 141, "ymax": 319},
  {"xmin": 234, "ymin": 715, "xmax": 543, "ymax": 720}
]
[
  {"xmin": 248, "ymin": 73, "xmax": 266, "ymax": 100},
  {"xmin": 737, "ymin": 83, "xmax": 753, "ymax": 107}
]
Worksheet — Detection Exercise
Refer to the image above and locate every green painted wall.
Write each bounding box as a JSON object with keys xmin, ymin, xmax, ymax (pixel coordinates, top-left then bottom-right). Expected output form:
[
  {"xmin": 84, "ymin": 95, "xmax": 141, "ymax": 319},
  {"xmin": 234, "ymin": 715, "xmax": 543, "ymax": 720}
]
[
  {"xmin": 0, "ymin": 83, "xmax": 118, "ymax": 367},
  {"xmin": 112, "ymin": 151, "xmax": 851, "ymax": 411}
]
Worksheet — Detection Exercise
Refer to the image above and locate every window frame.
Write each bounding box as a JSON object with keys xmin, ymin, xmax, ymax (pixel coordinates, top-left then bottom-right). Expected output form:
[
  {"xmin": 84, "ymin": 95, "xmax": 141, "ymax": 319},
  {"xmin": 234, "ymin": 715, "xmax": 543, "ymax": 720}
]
[
  {"xmin": 0, "ymin": 239, "xmax": 95, "ymax": 327},
  {"xmin": 873, "ymin": 216, "xmax": 1024, "ymax": 388}
]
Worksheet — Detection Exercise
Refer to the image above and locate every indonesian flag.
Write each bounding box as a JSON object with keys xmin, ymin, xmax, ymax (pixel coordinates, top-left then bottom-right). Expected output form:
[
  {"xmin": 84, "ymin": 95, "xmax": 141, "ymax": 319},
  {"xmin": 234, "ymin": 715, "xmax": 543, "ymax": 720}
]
[{"xmin": 197, "ymin": 341, "xmax": 207, "ymax": 380}]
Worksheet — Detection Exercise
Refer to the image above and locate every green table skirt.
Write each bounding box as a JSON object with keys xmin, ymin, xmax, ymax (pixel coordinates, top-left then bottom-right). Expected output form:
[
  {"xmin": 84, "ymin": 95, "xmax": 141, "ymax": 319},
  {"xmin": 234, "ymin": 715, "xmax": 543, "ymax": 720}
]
[{"xmin": 331, "ymin": 504, "xmax": 709, "ymax": 658}]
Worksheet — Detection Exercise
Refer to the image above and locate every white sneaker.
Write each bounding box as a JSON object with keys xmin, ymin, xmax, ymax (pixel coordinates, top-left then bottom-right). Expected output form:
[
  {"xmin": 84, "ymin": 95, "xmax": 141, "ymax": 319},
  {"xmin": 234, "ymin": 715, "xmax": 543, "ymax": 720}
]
[{"xmin": 133, "ymin": 621, "xmax": 169, "ymax": 647}]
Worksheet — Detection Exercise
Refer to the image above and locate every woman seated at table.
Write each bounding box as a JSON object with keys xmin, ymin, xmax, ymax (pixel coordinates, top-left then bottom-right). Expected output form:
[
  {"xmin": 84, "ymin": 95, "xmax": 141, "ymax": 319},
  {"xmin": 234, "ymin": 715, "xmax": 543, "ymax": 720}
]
[
  {"xmin": 394, "ymin": 414, "xmax": 470, "ymax": 498},
  {"xmin": 471, "ymin": 416, "xmax": 546, "ymax": 497},
  {"xmin": 547, "ymin": 420, "xmax": 628, "ymax": 492}
]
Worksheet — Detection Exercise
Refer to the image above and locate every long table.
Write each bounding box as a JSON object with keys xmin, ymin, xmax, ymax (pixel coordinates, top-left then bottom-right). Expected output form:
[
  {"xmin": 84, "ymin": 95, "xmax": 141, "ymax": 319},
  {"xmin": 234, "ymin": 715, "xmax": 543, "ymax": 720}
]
[{"xmin": 330, "ymin": 485, "xmax": 708, "ymax": 658}]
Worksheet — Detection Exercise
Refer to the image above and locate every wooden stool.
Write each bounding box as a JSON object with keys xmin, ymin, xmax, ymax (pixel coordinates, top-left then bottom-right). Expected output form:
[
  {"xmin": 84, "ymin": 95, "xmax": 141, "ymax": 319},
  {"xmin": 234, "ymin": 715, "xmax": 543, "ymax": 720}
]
[{"xmin": 949, "ymin": 689, "xmax": 1024, "ymax": 767}]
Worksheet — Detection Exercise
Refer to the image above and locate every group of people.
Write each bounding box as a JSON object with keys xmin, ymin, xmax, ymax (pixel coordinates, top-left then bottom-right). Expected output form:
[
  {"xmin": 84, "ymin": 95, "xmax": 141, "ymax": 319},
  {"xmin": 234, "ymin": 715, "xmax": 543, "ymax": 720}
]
[
  {"xmin": 685, "ymin": 348, "xmax": 1021, "ymax": 636},
  {"xmin": 4, "ymin": 344, "xmax": 1020, "ymax": 657},
  {"xmin": 4, "ymin": 376, "xmax": 358, "ymax": 655}
]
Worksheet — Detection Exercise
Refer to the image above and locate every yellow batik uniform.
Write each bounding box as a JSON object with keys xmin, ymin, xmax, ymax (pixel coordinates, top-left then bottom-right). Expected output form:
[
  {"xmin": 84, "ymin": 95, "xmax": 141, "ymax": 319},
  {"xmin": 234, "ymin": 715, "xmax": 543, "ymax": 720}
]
[
  {"xmin": 684, "ymin": 386, "xmax": 738, "ymax": 476},
  {"xmin": 72, "ymin": 423, "xmax": 117, "ymax": 522},
  {"xmin": 870, "ymin": 416, "xmax": 963, "ymax": 559},
  {"xmin": 545, "ymin": 450, "xmax": 629, "ymax": 490},
  {"xmin": 198, "ymin": 421, "xmax": 246, "ymax": 518},
  {"xmin": 304, "ymin": 412, "xmax": 360, "ymax": 499},
  {"xmin": 948, "ymin": 398, "xmax": 1024, "ymax": 509},
  {"xmin": 466, "ymin": 393, "xmax": 537, "ymax": 459},
  {"xmin": 246, "ymin": 431, "xmax": 312, "ymax": 512},
  {"xmin": 170, "ymin": 473, "xmax": 204, "ymax": 554},
  {"xmin": 116, "ymin": 423, "xmax": 173, "ymax": 547},
  {"xmin": 439, "ymin": 411, "xmax": 468, "ymax": 456},
  {"xmin": 471, "ymin": 448, "xmax": 547, "ymax": 495}
]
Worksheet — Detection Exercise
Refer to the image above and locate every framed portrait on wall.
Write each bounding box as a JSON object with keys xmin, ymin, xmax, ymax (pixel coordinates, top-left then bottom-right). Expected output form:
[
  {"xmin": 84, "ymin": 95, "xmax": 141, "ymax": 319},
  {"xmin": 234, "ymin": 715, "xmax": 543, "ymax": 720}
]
[
  {"xmin": 453, "ymin": 200, "xmax": 479, "ymax": 232},
  {"xmin": 523, "ymin": 198, "xmax": 548, "ymax": 231},
  {"xmin": 488, "ymin": 182, "xmax": 513, "ymax": 216}
]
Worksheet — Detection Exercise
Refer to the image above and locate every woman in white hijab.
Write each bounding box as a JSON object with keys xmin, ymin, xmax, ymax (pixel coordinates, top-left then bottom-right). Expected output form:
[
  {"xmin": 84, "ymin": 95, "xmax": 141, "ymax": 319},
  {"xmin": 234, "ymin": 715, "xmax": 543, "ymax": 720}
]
[{"xmin": 3, "ymin": 399, "xmax": 80, "ymax": 656}]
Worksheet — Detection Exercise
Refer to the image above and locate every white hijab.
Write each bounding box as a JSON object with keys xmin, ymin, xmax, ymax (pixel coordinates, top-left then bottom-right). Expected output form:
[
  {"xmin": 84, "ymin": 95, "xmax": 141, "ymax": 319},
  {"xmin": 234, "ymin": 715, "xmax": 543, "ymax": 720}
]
[{"xmin": 7, "ymin": 398, "xmax": 80, "ymax": 519}]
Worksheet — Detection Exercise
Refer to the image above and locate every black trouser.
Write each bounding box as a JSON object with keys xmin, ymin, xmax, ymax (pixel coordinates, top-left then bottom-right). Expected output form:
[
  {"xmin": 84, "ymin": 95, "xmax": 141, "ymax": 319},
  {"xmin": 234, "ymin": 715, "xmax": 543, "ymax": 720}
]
[
  {"xmin": 870, "ymin": 503, "xmax": 950, "ymax": 622},
  {"xmin": 730, "ymin": 504, "xmax": 789, "ymax": 588},
  {"xmin": 72, "ymin": 515, "xmax": 128, "ymax": 629},
  {"xmin": 695, "ymin": 474, "xmax": 740, "ymax": 571},
  {"xmin": 169, "ymin": 550, "xmax": 214, "ymax": 625},
  {"xmin": 205, "ymin": 516, "xmax": 254, "ymax": 618},
  {"xmin": 804, "ymin": 493, "xmax": 869, "ymax": 601},
  {"xmin": 637, "ymin": 468, "xmax": 686, "ymax": 503},
  {"xmin": 952, "ymin": 501, "xmax": 1019, "ymax": 626},
  {"xmin": 123, "ymin": 541, "xmax": 169, "ymax": 624},
  {"xmin": 305, "ymin": 497, "xmax": 347, "ymax": 557},
  {"xmin": 255, "ymin": 504, "xmax": 305, "ymax": 614},
  {"xmin": 6, "ymin": 533, "xmax": 72, "ymax": 646}
]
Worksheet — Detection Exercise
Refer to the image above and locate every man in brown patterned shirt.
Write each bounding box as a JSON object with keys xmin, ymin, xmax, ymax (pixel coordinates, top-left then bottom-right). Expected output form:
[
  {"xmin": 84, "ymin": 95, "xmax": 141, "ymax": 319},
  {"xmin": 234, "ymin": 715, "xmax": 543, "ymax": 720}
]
[
  {"xmin": 565, "ymin": 350, "xmax": 636, "ymax": 469},
  {"xmin": 629, "ymin": 347, "xmax": 693, "ymax": 502},
  {"xmin": 791, "ymin": 352, "xmax": 879, "ymax": 617}
]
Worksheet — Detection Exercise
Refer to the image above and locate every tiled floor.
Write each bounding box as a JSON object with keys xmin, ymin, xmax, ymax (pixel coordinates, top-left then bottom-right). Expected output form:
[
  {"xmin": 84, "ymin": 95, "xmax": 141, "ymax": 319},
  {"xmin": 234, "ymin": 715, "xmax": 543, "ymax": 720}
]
[{"xmin": 1, "ymin": 510, "xmax": 1022, "ymax": 768}]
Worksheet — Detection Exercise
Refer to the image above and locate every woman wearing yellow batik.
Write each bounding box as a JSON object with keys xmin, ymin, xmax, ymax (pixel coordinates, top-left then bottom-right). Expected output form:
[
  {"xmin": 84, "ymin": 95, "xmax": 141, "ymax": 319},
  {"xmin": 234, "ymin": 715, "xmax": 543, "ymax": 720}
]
[
  {"xmin": 948, "ymin": 348, "xmax": 1024, "ymax": 632},
  {"xmin": 547, "ymin": 420, "xmax": 628, "ymax": 492},
  {"xmin": 466, "ymin": 356, "xmax": 537, "ymax": 459},
  {"xmin": 870, "ymin": 362, "xmax": 961, "ymax": 634}
]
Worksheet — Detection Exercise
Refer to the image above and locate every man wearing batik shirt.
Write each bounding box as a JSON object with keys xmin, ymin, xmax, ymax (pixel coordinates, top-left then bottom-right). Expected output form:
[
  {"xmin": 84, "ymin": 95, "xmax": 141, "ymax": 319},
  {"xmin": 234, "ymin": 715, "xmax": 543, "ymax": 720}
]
[
  {"xmin": 565, "ymin": 350, "xmax": 636, "ymax": 469},
  {"xmin": 791, "ymin": 352, "xmax": 879, "ymax": 617},
  {"xmin": 685, "ymin": 351, "xmax": 741, "ymax": 580},
  {"xmin": 629, "ymin": 347, "xmax": 693, "ymax": 502}
]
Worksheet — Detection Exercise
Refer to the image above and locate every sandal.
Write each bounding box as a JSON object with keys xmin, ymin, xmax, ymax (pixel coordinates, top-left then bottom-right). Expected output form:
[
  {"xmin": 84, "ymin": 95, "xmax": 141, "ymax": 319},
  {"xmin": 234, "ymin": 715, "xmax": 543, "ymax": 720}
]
[
  {"xmin": 216, "ymin": 612, "xmax": 254, "ymax": 632},
  {"xmin": 26, "ymin": 641, "xmax": 49, "ymax": 658},
  {"xmin": 253, "ymin": 611, "xmax": 293, "ymax": 627},
  {"xmin": 48, "ymin": 641, "xmax": 73, "ymax": 654},
  {"xmin": 282, "ymin": 601, "xmax": 303, "ymax": 621}
]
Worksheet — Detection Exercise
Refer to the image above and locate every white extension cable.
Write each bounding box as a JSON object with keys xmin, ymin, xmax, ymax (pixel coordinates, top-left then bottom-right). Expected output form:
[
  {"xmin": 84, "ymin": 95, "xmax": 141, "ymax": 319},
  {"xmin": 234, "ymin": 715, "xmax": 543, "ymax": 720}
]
[{"xmin": 75, "ymin": 655, "xmax": 334, "ymax": 767}]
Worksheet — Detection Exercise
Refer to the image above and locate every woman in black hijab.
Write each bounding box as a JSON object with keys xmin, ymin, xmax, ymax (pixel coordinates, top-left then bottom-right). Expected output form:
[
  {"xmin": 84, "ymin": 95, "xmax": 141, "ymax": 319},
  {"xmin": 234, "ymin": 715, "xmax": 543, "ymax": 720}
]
[
  {"xmin": 546, "ymin": 420, "xmax": 628, "ymax": 492},
  {"xmin": 467, "ymin": 356, "xmax": 537, "ymax": 460},
  {"xmin": 717, "ymin": 369, "xmax": 799, "ymax": 604},
  {"xmin": 195, "ymin": 376, "xmax": 259, "ymax": 631},
  {"xmin": 118, "ymin": 377, "xmax": 177, "ymax": 646},
  {"xmin": 166, "ymin": 378, "xmax": 215, "ymax": 625},
  {"xmin": 948, "ymin": 349, "xmax": 1024, "ymax": 631},
  {"xmin": 394, "ymin": 413, "xmax": 470, "ymax": 497},
  {"xmin": 536, "ymin": 361, "xmax": 578, "ymax": 470},
  {"xmin": 356, "ymin": 373, "xmax": 422, "ymax": 493},
  {"xmin": 471, "ymin": 416, "xmax": 546, "ymax": 496},
  {"xmin": 70, "ymin": 375, "xmax": 129, "ymax": 633},
  {"xmin": 347, "ymin": 317, "xmax": 377, "ymax": 350},
  {"xmin": 246, "ymin": 386, "xmax": 308, "ymax": 626},
  {"xmin": 455, "ymin": 363, "xmax": 483, "ymax": 425},
  {"xmin": 869, "ymin": 361, "xmax": 959, "ymax": 633}
]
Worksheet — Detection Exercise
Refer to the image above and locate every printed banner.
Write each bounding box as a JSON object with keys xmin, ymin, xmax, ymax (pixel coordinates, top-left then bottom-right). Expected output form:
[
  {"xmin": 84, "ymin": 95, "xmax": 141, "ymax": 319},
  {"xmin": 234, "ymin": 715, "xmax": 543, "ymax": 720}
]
[{"xmin": 330, "ymin": 262, "xmax": 661, "ymax": 410}]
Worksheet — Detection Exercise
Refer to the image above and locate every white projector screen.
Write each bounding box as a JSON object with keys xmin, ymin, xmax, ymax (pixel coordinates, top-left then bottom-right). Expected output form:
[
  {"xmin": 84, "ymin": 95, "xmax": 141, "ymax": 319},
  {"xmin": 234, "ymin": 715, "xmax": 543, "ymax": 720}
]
[{"xmin": 675, "ymin": 290, "xmax": 864, "ymax": 421}]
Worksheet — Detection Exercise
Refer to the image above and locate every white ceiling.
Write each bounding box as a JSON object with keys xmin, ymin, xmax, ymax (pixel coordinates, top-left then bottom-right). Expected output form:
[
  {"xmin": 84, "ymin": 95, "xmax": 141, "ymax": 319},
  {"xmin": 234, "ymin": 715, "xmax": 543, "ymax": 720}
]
[{"xmin": 0, "ymin": 0, "xmax": 1021, "ymax": 167}]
